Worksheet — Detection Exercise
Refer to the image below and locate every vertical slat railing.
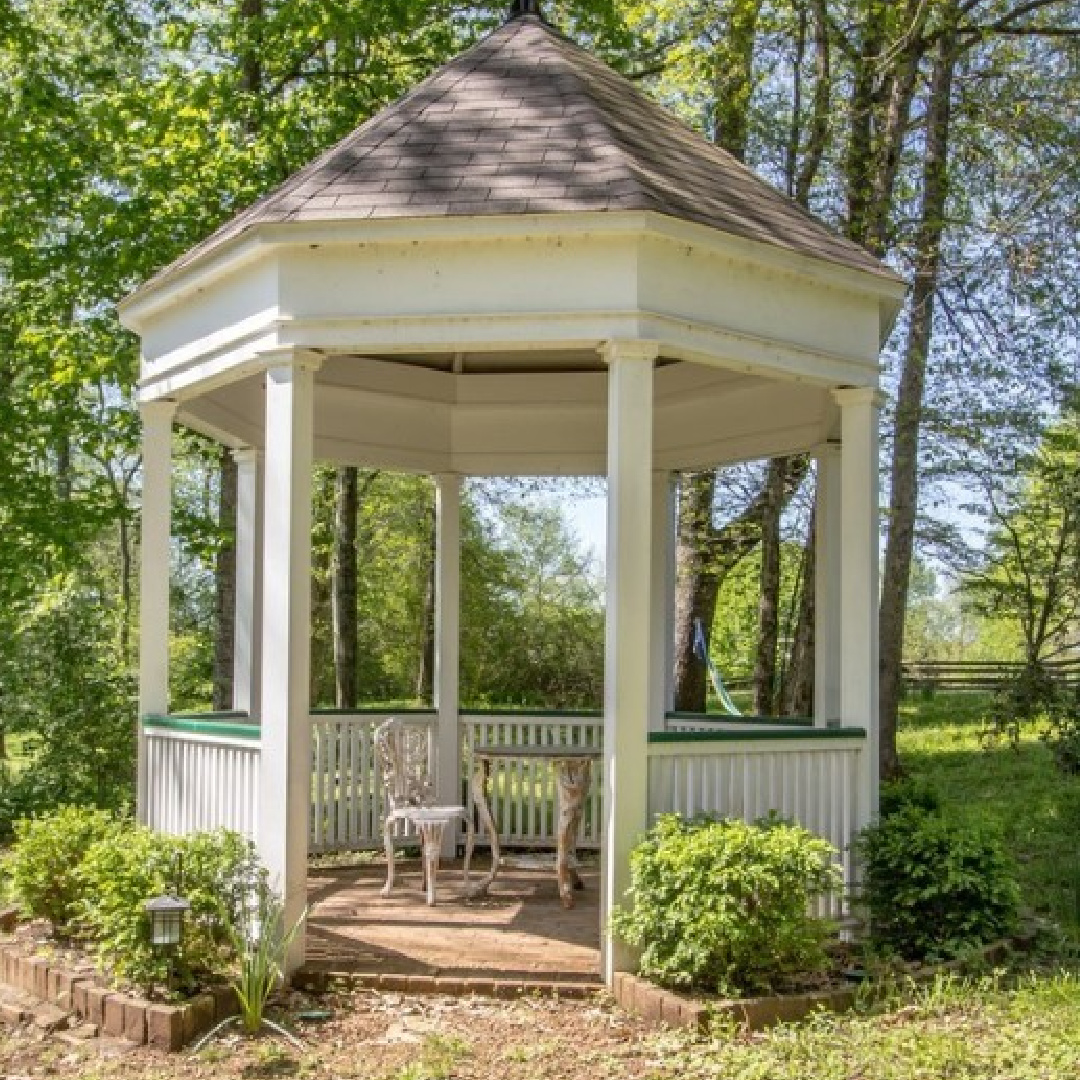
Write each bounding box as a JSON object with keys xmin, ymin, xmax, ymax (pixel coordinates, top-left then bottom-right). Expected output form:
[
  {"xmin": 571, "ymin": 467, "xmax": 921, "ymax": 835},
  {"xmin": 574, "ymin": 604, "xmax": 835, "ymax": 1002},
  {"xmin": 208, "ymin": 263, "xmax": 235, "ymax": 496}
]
[
  {"xmin": 143, "ymin": 724, "xmax": 260, "ymax": 839},
  {"xmin": 647, "ymin": 733, "xmax": 866, "ymax": 917}
]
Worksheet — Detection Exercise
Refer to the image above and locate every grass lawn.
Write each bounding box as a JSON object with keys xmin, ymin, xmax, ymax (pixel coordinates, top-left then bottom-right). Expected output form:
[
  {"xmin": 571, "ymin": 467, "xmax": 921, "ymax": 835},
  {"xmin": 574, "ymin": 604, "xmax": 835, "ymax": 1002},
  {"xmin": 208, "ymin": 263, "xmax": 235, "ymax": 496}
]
[{"xmin": 897, "ymin": 691, "xmax": 1080, "ymax": 937}]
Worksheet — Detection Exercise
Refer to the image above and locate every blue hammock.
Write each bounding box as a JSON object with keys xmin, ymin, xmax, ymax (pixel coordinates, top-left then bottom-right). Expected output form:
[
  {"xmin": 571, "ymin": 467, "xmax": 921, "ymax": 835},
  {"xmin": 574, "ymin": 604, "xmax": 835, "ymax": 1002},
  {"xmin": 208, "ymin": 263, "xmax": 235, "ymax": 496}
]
[{"xmin": 693, "ymin": 618, "xmax": 742, "ymax": 716}]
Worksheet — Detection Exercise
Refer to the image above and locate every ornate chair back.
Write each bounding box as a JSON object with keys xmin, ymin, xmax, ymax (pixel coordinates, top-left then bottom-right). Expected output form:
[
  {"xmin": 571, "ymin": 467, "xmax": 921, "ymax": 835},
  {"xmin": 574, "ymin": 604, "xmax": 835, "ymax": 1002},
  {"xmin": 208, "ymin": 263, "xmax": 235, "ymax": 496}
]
[{"xmin": 374, "ymin": 718, "xmax": 434, "ymax": 813}]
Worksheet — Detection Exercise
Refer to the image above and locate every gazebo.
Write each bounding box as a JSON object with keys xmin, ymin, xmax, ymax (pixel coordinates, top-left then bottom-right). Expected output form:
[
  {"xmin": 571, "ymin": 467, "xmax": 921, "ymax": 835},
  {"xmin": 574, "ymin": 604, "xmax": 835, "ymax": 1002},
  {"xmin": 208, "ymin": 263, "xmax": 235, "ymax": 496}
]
[{"xmin": 119, "ymin": 2, "xmax": 904, "ymax": 983}]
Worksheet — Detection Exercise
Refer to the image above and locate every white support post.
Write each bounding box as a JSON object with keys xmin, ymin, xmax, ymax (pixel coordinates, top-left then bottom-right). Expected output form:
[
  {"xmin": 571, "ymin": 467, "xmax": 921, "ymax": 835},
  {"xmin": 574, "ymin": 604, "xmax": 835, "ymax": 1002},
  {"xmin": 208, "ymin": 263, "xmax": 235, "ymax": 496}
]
[
  {"xmin": 834, "ymin": 388, "xmax": 881, "ymax": 821},
  {"xmin": 601, "ymin": 340, "xmax": 657, "ymax": 983},
  {"xmin": 233, "ymin": 447, "xmax": 262, "ymax": 717},
  {"xmin": 814, "ymin": 442, "xmax": 843, "ymax": 726},
  {"xmin": 258, "ymin": 355, "xmax": 319, "ymax": 972},
  {"xmin": 649, "ymin": 472, "xmax": 675, "ymax": 731},
  {"xmin": 434, "ymin": 473, "xmax": 462, "ymax": 856},
  {"xmin": 137, "ymin": 399, "xmax": 177, "ymax": 824}
]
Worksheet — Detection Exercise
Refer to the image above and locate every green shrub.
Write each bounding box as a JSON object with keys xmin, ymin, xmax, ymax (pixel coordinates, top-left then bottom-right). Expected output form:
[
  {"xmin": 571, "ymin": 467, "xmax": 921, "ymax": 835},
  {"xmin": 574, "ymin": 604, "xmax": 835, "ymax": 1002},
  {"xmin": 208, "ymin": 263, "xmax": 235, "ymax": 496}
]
[
  {"xmin": 879, "ymin": 776, "xmax": 943, "ymax": 818},
  {"xmin": 77, "ymin": 826, "xmax": 257, "ymax": 994},
  {"xmin": 857, "ymin": 806, "xmax": 1020, "ymax": 961},
  {"xmin": 10, "ymin": 807, "xmax": 122, "ymax": 929},
  {"xmin": 610, "ymin": 814, "xmax": 841, "ymax": 996}
]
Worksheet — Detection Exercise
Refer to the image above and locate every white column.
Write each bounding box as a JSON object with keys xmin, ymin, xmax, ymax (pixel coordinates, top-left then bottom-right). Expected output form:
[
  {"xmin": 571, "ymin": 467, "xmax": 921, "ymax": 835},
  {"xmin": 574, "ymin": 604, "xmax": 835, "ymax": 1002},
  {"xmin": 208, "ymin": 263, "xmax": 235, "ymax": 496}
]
[
  {"xmin": 601, "ymin": 340, "xmax": 657, "ymax": 983},
  {"xmin": 258, "ymin": 355, "xmax": 319, "ymax": 971},
  {"xmin": 834, "ymin": 388, "xmax": 881, "ymax": 820},
  {"xmin": 814, "ymin": 442, "xmax": 842, "ymax": 726},
  {"xmin": 648, "ymin": 472, "xmax": 675, "ymax": 731},
  {"xmin": 434, "ymin": 473, "xmax": 462, "ymax": 855},
  {"xmin": 137, "ymin": 399, "xmax": 177, "ymax": 824},
  {"xmin": 233, "ymin": 448, "xmax": 263, "ymax": 716}
]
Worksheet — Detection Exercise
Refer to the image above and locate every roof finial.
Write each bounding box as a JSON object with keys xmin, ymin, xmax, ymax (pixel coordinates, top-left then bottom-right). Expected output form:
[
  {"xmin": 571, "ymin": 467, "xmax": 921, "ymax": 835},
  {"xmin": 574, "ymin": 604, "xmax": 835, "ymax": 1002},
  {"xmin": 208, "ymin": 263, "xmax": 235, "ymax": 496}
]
[{"xmin": 508, "ymin": 0, "xmax": 543, "ymax": 19}]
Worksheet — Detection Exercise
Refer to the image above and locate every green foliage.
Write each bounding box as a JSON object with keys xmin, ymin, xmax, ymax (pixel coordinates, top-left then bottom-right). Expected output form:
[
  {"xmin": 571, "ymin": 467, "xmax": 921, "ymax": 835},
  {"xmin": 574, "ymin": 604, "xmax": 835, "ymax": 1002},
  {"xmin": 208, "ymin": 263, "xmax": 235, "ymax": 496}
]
[
  {"xmin": 227, "ymin": 883, "xmax": 306, "ymax": 1036},
  {"xmin": 0, "ymin": 577, "xmax": 136, "ymax": 834},
  {"xmin": 610, "ymin": 813, "xmax": 840, "ymax": 996},
  {"xmin": 77, "ymin": 825, "xmax": 256, "ymax": 994},
  {"xmin": 879, "ymin": 776, "xmax": 943, "ymax": 818},
  {"xmin": 9, "ymin": 807, "xmax": 121, "ymax": 929},
  {"xmin": 857, "ymin": 806, "xmax": 1020, "ymax": 962}
]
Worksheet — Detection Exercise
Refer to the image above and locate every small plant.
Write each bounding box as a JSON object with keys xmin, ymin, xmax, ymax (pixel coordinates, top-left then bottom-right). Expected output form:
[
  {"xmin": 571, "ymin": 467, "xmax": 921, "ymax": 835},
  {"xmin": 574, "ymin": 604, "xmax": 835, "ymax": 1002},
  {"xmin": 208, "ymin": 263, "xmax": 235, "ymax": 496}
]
[
  {"xmin": 10, "ymin": 807, "xmax": 121, "ymax": 930},
  {"xmin": 857, "ymin": 806, "xmax": 1020, "ymax": 962},
  {"xmin": 610, "ymin": 813, "xmax": 841, "ymax": 996},
  {"xmin": 228, "ymin": 880, "xmax": 306, "ymax": 1039}
]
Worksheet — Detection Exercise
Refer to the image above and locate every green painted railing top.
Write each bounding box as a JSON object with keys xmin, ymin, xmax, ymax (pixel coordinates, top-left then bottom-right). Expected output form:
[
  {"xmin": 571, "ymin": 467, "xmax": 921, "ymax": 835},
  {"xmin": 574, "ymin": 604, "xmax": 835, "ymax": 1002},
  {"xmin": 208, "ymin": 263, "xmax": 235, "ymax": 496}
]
[
  {"xmin": 664, "ymin": 711, "xmax": 814, "ymax": 727},
  {"xmin": 142, "ymin": 714, "xmax": 261, "ymax": 739},
  {"xmin": 649, "ymin": 725, "xmax": 866, "ymax": 744}
]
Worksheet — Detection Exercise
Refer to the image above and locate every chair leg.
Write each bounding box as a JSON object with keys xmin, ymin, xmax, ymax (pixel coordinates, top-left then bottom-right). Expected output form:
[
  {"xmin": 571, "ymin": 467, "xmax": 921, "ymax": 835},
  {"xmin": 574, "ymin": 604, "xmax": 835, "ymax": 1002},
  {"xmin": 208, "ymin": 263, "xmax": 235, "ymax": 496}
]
[
  {"xmin": 381, "ymin": 815, "xmax": 397, "ymax": 897},
  {"xmin": 419, "ymin": 820, "xmax": 446, "ymax": 906}
]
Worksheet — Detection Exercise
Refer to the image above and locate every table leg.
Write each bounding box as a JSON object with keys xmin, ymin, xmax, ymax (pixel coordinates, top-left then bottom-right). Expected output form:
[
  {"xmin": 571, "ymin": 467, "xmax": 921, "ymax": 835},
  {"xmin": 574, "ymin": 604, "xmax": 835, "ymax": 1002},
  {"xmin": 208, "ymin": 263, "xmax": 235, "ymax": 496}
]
[
  {"xmin": 555, "ymin": 759, "xmax": 592, "ymax": 909},
  {"xmin": 469, "ymin": 758, "xmax": 500, "ymax": 897}
]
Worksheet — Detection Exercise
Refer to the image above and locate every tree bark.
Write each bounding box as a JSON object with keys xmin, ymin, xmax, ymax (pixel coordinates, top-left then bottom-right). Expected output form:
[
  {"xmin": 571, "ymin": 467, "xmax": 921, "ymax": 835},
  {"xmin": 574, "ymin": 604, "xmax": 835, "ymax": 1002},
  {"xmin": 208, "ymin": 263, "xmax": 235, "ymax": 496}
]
[
  {"xmin": 212, "ymin": 448, "xmax": 238, "ymax": 711},
  {"xmin": 781, "ymin": 505, "xmax": 816, "ymax": 717},
  {"xmin": 879, "ymin": 11, "xmax": 959, "ymax": 781},
  {"xmin": 754, "ymin": 458, "xmax": 788, "ymax": 714},
  {"xmin": 332, "ymin": 466, "xmax": 359, "ymax": 709}
]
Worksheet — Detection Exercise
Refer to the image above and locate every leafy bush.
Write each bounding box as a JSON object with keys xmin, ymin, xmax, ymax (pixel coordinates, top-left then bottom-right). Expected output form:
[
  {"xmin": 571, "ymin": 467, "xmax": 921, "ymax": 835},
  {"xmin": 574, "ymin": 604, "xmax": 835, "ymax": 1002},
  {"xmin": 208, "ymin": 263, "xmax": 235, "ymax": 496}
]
[
  {"xmin": 857, "ymin": 806, "xmax": 1020, "ymax": 961},
  {"xmin": 879, "ymin": 776, "xmax": 943, "ymax": 818},
  {"xmin": 77, "ymin": 826, "xmax": 257, "ymax": 994},
  {"xmin": 610, "ymin": 814, "xmax": 841, "ymax": 996},
  {"xmin": 10, "ymin": 807, "xmax": 121, "ymax": 929}
]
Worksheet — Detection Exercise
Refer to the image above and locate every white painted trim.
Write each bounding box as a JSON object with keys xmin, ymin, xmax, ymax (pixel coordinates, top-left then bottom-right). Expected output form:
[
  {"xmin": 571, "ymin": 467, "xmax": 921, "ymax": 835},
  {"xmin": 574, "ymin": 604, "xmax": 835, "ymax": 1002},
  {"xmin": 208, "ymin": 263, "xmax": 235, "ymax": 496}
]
[
  {"xmin": 814, "ymin": 444, "xmax": 842, "ymax": 726},
  {"xmin": 120, "ymin": 212, "xmax": 904, "ymax": 330},
  {"xmin": 137, "ymin": 400, "xmax": 177, "ymax": 824},
  {"xmin": 434, "ymin": 473, "xmax": 462, "ymax": 856},
  {"xmin": 601, "ymin": 343, "xmax": 654, "ymax": 981},
  {"xmin": 257, "ymin": 355, "xmax": 319, "ymax": 971},
  {"xmin": 233, "ymin": 447, "xmax": 262, "ymax": 715}
]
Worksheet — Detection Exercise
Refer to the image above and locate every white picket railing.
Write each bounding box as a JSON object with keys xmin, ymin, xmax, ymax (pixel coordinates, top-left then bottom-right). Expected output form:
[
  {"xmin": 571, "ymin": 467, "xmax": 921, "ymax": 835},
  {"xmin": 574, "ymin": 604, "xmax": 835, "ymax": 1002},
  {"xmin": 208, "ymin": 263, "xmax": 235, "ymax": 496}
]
[
  {"xmin": 647, "ymin": 732, "xmax": 867, "ymax": 917},
  {"xmin": 307, "ymin": 711, "xmax": 605, "ymax": 853},
  {"xmin": 144, "ymin": 713, "xmax": 865, "ymax": 897},
  {"xmin": 142, "ymin": 718, "xmax": 260, "ymax": 838}
]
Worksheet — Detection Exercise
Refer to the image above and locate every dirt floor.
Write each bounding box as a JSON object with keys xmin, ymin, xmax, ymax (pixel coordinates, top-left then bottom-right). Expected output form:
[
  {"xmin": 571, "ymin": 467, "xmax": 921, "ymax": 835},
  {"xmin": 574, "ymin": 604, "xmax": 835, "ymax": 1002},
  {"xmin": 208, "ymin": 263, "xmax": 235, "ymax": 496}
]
[{"xmin": 0, "ymin": 987, "xmax": 664, "ymax": 1080}]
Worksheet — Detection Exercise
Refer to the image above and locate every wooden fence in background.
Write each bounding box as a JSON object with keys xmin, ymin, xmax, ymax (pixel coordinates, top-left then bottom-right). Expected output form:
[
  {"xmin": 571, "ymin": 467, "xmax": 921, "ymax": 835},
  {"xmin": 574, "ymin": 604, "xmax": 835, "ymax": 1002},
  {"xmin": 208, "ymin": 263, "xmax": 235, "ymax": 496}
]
[{"xmin": 901, "ymin": 657, "xmax": 1080, "ymax": 693}]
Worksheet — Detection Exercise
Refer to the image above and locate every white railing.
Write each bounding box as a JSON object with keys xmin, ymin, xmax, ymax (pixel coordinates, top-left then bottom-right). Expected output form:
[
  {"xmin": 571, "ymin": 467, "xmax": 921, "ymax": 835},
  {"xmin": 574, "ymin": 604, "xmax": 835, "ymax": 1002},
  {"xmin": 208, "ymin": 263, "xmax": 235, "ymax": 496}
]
[
  {"xmin": 461, "ymin": 713, "xmax": 604, "ymax": 850},
  {"xmin": 307, "ymin": 711, "xmax": 605, "ymax": 853},
  {"xmin": 647, "ymin": 732, "xmax": 867, "ymax": 917},
  {"xmin": 143, "ymin": 718, "xmax": 260, "ymax": 838}
]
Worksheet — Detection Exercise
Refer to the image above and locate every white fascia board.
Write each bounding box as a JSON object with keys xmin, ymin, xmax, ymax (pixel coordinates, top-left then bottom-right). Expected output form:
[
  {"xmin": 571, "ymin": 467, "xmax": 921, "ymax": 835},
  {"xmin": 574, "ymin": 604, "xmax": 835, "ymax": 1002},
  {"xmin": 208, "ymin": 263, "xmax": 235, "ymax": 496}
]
[{"xmin": 120, "ymin": 211, "xmax": 905, "ymax": 331}]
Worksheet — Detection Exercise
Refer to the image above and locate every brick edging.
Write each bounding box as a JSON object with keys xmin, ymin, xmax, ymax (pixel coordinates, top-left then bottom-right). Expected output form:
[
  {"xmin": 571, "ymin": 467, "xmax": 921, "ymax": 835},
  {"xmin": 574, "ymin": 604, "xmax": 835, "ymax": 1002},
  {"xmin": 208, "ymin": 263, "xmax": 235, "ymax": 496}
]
[
  {"xmin": 612, "ymin": 972, "xmax": 857, "ymax": 1032},
  {"xmin": 294, "ymin": 967, "xmax": 604, "ymax": 999},
  {"xmin": 0, "ymin": 940, "xmax": 237, "ymax": 1050}
]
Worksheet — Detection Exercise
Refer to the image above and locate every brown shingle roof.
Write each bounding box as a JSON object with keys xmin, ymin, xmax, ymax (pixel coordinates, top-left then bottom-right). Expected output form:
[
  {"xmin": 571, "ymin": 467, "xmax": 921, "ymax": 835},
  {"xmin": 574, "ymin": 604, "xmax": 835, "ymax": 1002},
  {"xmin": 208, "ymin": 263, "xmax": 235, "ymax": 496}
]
[{"xmin": 155, "ymin": 13, "xmax": 893, "ymax": 284}]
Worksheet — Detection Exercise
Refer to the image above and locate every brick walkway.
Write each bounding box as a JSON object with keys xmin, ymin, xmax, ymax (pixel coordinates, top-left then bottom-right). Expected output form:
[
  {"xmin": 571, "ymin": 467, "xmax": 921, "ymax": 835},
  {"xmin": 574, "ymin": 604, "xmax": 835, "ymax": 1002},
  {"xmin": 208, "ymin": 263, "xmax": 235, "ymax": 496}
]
[{"xmin": 304, "ymin": 856, "xmax": 602, "ymax": 989}]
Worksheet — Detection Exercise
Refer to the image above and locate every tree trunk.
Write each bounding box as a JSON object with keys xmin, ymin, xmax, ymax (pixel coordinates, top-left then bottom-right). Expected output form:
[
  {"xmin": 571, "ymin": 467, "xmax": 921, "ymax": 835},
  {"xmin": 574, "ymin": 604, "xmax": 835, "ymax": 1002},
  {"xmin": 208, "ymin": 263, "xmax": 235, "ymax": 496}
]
[
  {"xmin": 754, "ymin": 458, "xmax": 788, "ymax": 714},
  {"xmin": 212, "ymin": 448, "xmax": 237, "ymax": 711},
  {"xmin": 332, "ymin": 466, "xmax": 359, "ymax": 710},
  {"xmin": 781, "ymin": 505, "xmax": 816, "ymax": 717},
  {"xmin": 879, "ymin": 14, "xmax": 958, "ymax": 781}
]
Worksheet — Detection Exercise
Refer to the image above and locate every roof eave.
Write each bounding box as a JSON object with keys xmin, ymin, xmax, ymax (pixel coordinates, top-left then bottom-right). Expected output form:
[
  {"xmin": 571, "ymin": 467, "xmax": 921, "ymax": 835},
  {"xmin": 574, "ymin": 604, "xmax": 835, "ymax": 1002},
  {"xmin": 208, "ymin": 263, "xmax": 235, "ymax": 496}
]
[{"xmin": 118, "ymin": 209, "xmax": 906, "ymax": 333}]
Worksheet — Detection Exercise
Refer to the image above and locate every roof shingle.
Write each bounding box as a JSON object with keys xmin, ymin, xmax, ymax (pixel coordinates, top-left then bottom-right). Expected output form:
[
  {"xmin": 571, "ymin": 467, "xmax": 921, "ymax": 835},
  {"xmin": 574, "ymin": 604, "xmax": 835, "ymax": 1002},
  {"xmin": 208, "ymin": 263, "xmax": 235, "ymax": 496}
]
[{"xmin": 155, "ymin": 13, "xmax": 892, "ymax": 284}]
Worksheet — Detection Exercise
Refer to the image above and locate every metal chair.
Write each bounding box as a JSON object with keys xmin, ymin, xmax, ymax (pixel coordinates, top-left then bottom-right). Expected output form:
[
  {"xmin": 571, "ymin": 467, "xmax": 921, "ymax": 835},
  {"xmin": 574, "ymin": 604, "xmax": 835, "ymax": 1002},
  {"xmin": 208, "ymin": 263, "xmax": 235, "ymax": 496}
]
[{"xmin": 374, "ymin": 717, "xmax": 474, "ymax": 905}]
